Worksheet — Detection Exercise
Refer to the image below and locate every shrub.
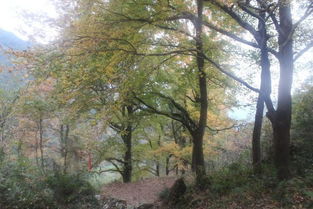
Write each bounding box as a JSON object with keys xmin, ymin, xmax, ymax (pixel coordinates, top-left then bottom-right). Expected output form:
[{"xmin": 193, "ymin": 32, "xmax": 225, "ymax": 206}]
[
  {"xmin": 0, "ymin": 156, "xmax": 100, "ymax": 209},
  {"xmin": 291, "ymin": 86, "xmax": 313, "ymax": 174},
  {"xmin": 159, "ymin": 187, "xmax": 170, "ymax": 200},
  {"xmin": 0, "ymin": 158, "xmax": 55, "ymax": 209},
  {"xmin": 209, "ymin": 163, "xmax": 253, "ymax": 195},
  {"xmin": 274, "ymin": 173, "xmax": 313, "ymax": 208},
  {"xmin": 46, "ymin": 172, "xmax": 99, "ymax": 208}
]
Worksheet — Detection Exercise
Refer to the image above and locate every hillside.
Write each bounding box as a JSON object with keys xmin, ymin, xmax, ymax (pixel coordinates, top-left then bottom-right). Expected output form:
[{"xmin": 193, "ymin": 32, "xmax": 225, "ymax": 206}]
[{"xmin": 0, "ymin": 29, "xmax": 30, "ymax": 89}]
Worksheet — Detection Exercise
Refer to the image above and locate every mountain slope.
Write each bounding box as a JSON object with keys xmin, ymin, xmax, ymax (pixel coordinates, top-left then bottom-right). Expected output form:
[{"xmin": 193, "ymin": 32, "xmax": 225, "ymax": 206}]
[
  {"xmin": 0, "ymin": 29, "xmax": 30, "ymax": 50},
  {"xmin": 0, "ymin": 29, "xmax": 30, "ymax": 89}
]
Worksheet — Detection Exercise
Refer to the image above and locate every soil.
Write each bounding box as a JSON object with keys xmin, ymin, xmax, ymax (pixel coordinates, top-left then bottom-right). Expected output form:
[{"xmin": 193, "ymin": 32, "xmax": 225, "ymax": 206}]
[{"xmin": 101, "ymin": 177, "xmax": 177, "ymax": 207}]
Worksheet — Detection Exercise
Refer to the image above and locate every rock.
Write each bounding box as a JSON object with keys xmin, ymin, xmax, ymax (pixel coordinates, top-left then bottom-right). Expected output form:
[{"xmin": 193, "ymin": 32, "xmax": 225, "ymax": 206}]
[
  {"xmin": 101, "ymin": 197, "xmax": 127, "ymax": 209},
  {"xmin": 136, "ymin": 203, "xmax": 154, "ymax": 209},
  {"xmin": 95, "ymin": 194, "xmax": 101, "ymax": 200},
  {"xmin": 166, "ymin": 178, "xmax": 186, "ymax": 205}
]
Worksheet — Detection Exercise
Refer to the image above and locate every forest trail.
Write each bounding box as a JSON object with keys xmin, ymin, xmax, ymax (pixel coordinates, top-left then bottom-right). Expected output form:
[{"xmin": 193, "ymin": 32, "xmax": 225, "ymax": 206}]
[{"xmin": 101, "ymin": 177, "xmax": 177, "ymax": 207}]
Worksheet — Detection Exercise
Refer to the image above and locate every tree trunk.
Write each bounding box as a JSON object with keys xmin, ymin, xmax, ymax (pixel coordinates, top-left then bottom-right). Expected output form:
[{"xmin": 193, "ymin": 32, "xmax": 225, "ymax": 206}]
[
  {"xmin": 35, "ymin": 129, "xmax": 39, "ymax": 168},
  {"xmin": 122, "ymin": 105, "xmax": 133, "ymax": 183},
  {"xmin": 88, "ymin": 152, "xmax": 93, "ymax": 171},
  {"xmin": 122, "ymin": 129, "xmax": 132, "ymax": 182},
  {"xmin": 155, "ymin": 135, "xmax": 161, "ymax": 176},
  {"xmin": 155, "ymin": 162, "xmax": 160, "ymax": 177},
  {"xmin": 272, "ymin": 1, "xmax": 293, "ymax": 180},
  {"xmin": 63, "ymin": 125, "xmax": 70, "ymax": 173},
  {"xmin": 191, "ymin": 0, "xmax": 207, "ymax": 184},
  {"xmin": 252, "ymin": 8, "xmax": 272, "ymax": 174},
  {"xmin": 191, "ymin": 132, "xmax": 205, "ymax": 180},
  {"xmin": 39, "ymin": 117, "xmax": 44, "ymax": 171},
  {"xmin": 0, "ymin": 119, "xmax": 5, "ymax": 145},
  {"xmin": 252, "ymin": 96, "xmax": 264, "ymax": 173},
  {"xmin": 165, "ymin": 155, "xmax": 171, "ymax": 175}
]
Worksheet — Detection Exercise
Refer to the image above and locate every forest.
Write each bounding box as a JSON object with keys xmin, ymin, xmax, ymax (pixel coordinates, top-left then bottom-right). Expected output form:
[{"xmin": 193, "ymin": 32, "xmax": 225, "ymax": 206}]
[{"xmin": 0, "ymin": 0, "xmax": 313, "ymax": 208}]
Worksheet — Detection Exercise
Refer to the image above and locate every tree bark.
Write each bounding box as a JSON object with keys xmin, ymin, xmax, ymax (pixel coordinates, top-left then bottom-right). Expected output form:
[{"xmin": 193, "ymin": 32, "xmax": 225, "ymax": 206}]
[
  {"xmin": 156, "ymin": 135, "xmax": 161, "ymax": 176},
  {"xmin": 122, "ymin": 105, "xmax": 133, "ymax": 183},
  {"xmin": 191, "ymin": 0, "xmax": 207, "ymax": 183},
  {"xmin": 38, "ymin": 117, "xmax": 44, "ymax": 171},
  {"xmin": 60, "ymin": 125, "xmax": 70, "ymax": 173},
  {"xmin": 191, "ymin": 132, "xmax": 205, "ymax": 180},
  {"xmin": 155, "ymin": 162, "xmax": 160, "ymax": 177},
  {"xmin": 165, "ymin": 156, "xmax": 170, "ymax": 175},
  {"xmin": 252, "ymin": 8, "xmax": 272, "ymax": 174},
  {"xmin": 35, "ymin": 128, "xmax": 39, "ymax": 168},
  {"xmin": 272, "ymin": 1, "xmax": 293, "ymax": 180},
  {"xmin": 252, "ymin": 96, "xmax": 264, "ymax": 173}
]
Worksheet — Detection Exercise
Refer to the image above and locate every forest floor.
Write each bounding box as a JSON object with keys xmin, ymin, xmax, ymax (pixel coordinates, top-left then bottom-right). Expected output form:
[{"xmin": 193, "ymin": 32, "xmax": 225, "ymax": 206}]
[
  {"xmin": 101, "ymin": 176, "xmax": 177, "ymax": 207},
  {"xmin": 100, "ymin": 168, "xmax": 313, "ymax": 209}
]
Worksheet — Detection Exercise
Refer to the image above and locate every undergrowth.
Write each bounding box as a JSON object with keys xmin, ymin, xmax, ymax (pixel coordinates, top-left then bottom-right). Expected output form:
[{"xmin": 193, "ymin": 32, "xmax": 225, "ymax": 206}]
[
  {"xmin": 168, "ymin": 163, "xmax": 313, "ymax": 209},
  {"xmin": 0, "ymin": 155, "xmax": 100, "ymax": 209}
]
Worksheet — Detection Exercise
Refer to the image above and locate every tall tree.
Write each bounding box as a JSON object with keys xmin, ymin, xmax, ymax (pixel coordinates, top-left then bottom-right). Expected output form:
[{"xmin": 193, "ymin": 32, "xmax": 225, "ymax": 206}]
[
  {"xmin": 90, "ymin": 0, "xmax": 231, "ymax": 183},
  {"xmin": 199, "ymin": 0, "xmax": 313, "ymax": 179},
  {"xmin": 34, "ymin": 0, "xmax": 230, "ymax": 184}
]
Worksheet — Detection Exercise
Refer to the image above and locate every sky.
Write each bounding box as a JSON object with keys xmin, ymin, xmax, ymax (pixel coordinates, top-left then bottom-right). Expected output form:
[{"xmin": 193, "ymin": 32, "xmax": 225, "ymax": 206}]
[{"xmin": 0, "ymin": 0, "xmax": 57, "ymax": 41}]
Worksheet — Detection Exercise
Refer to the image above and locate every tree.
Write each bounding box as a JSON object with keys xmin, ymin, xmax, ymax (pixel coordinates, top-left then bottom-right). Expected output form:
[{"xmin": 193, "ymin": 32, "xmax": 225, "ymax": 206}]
[
  {"xmin": 17, "ymin": 82, "xmax": 55, "ymax": 171},
  {"xmin": 291, "ymin": 84, "xmax": 313, "ymax": 174},
  {"xmin": 21, "ymin": 0, "xmax": 233, "ymax": 185},
  {"xmin": 198, "ymin": 0, "xmax": 313, "ymax": 180},
  {"xmin": 106, "ymin": 104, "xmax": 138, "ymax": 183},
  {"xmin": 59, "ymin": 124, "xmax": 70, "ymax": 173},
  {"xmin": 87, "ymin": 0, "xmax": 231, "ymax": 183},
  {"xmin": 0, "ymin": 89, "xmax": 19, "ymax": 151}
]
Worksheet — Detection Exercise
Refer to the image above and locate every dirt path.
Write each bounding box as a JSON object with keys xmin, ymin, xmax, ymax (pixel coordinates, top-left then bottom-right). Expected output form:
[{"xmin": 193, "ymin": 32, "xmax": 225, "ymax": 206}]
[{"xmin": 101, "ymin": 177, "xmax": 177, "ymax": 207}]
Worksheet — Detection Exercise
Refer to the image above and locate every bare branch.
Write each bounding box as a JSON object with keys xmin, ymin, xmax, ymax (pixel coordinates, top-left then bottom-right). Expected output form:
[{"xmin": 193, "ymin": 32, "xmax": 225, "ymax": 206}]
[
  {"xmin": 105, "ymin": 158, "xmax": 123, "ymax": 175},
  {"xmin": 98, "ymin": 169, "xmax": 120, "ymax": 174},
  {"xmin": 202, "ymin": 20, "xmax": 258, "ymax": 48},
  {"xmin": 208, "ymin": 0, "xmax": 258, "ymax": 37},
  {"xmin": 293, "ymin": 2, "xmax": 313, "ymax": 30},
  {"xmin": 134, "ymin": 95, "xmax": 186, "ymax": 125},
  {"xmin": 238, "ymin": 2, "xmax": 265, "ymax": 22},
  {"xmin": 202, "ymin": 53, "xmax": 260, "ymax": 93},
  {"xmin": 206, "ymin": 123, "xmax": 237, "ymax": 133},
  {"xmin": 109, "ymin": 122, "xmax": 123, "ymax": 132},
  {"xmin": 294, "ymin": 41, "xmax": 313, "ymax": 61},
  {"xmin": 106, "ymin": 157, "xmax": 125, "ymax": 164}
]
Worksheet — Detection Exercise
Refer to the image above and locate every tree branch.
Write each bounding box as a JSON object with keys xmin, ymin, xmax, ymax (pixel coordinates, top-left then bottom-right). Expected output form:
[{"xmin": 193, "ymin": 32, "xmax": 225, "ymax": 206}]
[
  {"xmin": 238, "ymin": 1, "xmax": 265, "ymax": 22},
  {"xmin": 109, "ymin": 122, "xmax": 123, "ymax": 132},
  {"xmin": 105, "ymin": 159, "xmax": 123, "ymax": 175},
  {"xmin": 201, "ymin": 7, "xmax": 278, "ymax": 58},
  {"xmin": 206, "ymin": 124, "xmax": 237, "ymax": 133},
  {"xmin": 202, "ymin": 20, "xmax": 258, "ymax": 48},
  {"xmin": 202, "ymin": 53, "xmax": 260, "ymax": 93},
  {"xmin": 134, "ymin": 94, "xmax": 196, "ymax": 133},
  {"xmin": 134, "ymin": 96, "xmax": 186, "ymax": 125},
  {"xmin": 106, "ymin": 157, "xmax": 125, "ymax": 164},
  {"xmin": 293, "ymin": 2, "xmax": 313, "ymax": 30},
  {"xmin": 294, "ymin": 41, "xmax": 313, "ymax": 61},
  {"xmin": 208, "ymin": 0, "xmax": 258, "ymax": 37},
  {"xmin": 98, "ymin": 169, "xmax": 120, "ymax": 174}
]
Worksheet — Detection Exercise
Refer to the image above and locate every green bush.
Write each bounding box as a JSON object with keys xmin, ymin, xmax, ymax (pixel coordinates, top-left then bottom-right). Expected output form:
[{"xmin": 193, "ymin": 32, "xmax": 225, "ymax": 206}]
[
  {"xmin": 0, "ymin": 156, "xmax": 100, "ymax": 209},
  {"xmin": 209, "ymin": 163, "xmax": 254, "ymax": 195},
  {"xmin": 46, "ymin": 172, "xmax": 99, "ymax": 208},
  {"xmin": 0, "ymin": 158, "xmax": 55, "ymax": 209},
  {"xmin": 158, "ymin": 187, "xmax": 170, "ymax": 200},
  {"xmin": 274, "ymin": 175, "xmax": 313, "ymax": 208},
  {"xmin": 291, "ymin": 86, "xmax": 313, "ymax": 174}
]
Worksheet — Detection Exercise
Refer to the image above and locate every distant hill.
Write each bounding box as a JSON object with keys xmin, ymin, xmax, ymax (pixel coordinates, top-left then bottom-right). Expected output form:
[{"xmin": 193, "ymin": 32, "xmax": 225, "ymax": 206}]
[
  {"xmin": 0, "ymin": 29, "xmax": 31, "ymax": 90},
  {"xmin": 0, "ymin": 29, "xmax": 30, "ymax": 50}
]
